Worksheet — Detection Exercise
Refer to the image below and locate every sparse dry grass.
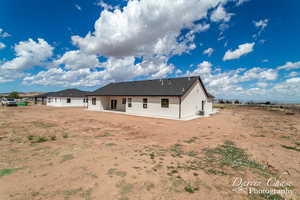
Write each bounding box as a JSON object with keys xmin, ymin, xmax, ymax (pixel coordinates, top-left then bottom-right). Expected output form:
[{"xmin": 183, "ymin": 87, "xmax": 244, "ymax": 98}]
[{"xmin": 0, "ymin": 105, "xmax": 299, "ymax": 200}]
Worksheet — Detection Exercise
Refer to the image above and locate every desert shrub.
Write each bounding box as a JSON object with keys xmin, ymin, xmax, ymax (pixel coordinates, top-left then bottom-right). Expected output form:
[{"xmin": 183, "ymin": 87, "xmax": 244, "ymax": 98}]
[
  {"xmin": 27, "ymin": 135, "xmax": 34, "ymax": 140},
  {"xmin": 50, "ymin": 135, "xmax": 56, "ymax": 141},
  {"xmin": 28, "ymin": 136, "xmax": 48, "ymax": 143},
  {"xmin": 281, "ymin": 145, "xmax": 300, "ymax": 152},
  {"xmin": 184, "ymin": 185, "xmax": 199, "ymax": 193},
  {"xmin": 36, "ymin": 136, "xmax": 48, "ymax": 143},
  {"xmin": 204, "ymin": 141, "xmax": 270, "ymax": 173},
  {"xmin": 0, "ymin": 168, "xmax": 22, "ymax": 177}
]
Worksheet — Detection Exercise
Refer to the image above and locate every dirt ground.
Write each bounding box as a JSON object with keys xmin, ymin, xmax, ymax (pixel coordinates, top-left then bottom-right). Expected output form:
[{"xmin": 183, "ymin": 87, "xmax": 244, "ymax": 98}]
[{"xmin": 0, "ymin": 105, "xmax": 299, "ymax": 200}]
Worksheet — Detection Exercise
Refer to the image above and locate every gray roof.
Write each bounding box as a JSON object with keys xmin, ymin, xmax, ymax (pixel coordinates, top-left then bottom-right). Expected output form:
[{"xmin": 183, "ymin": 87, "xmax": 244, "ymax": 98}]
[
  {"xmin": 34, "ymin": 92, "xmax": 55, "ymax": 98},
  {"xmin": 40, "ymin": 89, "xmax": 90, "ymax": 97},
  {"xmin": 89, "ymin": 76, "xmax": 214, "ymax": 98}
]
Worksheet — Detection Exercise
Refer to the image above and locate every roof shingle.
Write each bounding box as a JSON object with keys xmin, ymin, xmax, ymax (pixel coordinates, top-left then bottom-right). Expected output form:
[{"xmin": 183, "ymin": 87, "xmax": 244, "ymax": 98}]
[
  {"xmin": 89, "ymin": 76, "xmax": 212, "ymax": 97},
  {"xmin": 38, "ymin": 89, "xmax": 90, "ymax": 97}
]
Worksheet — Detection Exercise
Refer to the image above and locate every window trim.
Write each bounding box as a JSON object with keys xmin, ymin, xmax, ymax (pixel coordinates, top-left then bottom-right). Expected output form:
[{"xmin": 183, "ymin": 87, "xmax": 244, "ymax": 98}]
[
  {"xmin": 122, "ymin": 98, "xmax": 126, "ymax": 105},
  {"xmin": 143, "ymin": 98, "xmax": 148, "ymax": 109},
  {"xmin": 128, "ymin": 98, "xmax": 132, "ymax": 108},
  {"xmin": 161, "ymin": 98, "xmax": 169, "ymax": 108},
  {"xmin": 92, "ymin": 98, "xmax": 96, "ymax": 105}
]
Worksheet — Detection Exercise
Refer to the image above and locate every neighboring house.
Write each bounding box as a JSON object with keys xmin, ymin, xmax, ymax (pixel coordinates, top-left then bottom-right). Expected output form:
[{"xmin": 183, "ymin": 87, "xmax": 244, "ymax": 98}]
[
  {"xmin": 46, "ymin": 89, "xmax": 89, "ymax": 107},
  {"xmin": 34, "ymin": 92, "xmax": 54, "ymax": 105},
  {"xmin": 87, "ymin": 76, "xmax": 214, "ymax": 120}
]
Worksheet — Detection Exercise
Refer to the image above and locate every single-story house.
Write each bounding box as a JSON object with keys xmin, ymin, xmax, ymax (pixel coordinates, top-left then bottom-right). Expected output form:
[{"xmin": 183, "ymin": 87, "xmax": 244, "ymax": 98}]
[
  {"xmin": 34, "ymin": 92, "xmax": 54, "ymax": 105},
  {"xmin": 46, "ymin": 89, "xmax": 89, "ymax": 107},
  {"xmin": 87, "ymin": 76, "xmax": 214, "ymax": 120}
]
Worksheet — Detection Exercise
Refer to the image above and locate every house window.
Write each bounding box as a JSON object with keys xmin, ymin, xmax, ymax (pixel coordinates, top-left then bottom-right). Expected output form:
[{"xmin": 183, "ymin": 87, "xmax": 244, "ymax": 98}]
[
  {"xmin": 161, "ymin": 98, "xmax": 169, "ymax": 108},
  {"xmin": 55, "ymin": 98, "xmax": 57, "ymax": 102},
  {"xmin": 48, "ymin": 98, "xmax": 51, "ymax": 103},
  {"xmin": 128, "ymin": 98, "xmax": 132, "ymax": 107},
  {"xmin": 83, "ymin": 98, "xmax": 88, "ymax": 103},
  {"xmin": 122, "ymin": 98, "xmax": 126, "ymax": 104},
  {"xmin": 67, "ymin": 98, "xmax": 71, "ymax": 103},
  {"xmin": 143, "ymin": 98, "xmax": 148, "ymax": 109},
  {"xmin": 92, "ymin": 98, "xmax": 96, "ymax": 105}
]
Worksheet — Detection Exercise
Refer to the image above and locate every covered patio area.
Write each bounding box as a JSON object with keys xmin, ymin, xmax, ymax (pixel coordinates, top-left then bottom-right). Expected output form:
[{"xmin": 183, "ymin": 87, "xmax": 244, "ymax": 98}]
[{"xmin": 95, "ymin": 96, "xmax": 127, "ymax": 112}]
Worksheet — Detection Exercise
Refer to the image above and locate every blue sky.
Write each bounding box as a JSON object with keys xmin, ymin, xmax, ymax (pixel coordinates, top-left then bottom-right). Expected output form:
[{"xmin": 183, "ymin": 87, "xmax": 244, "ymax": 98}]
[{"xmin": 0, "ymin": 0, "xmax": 300, "ymax": 103}]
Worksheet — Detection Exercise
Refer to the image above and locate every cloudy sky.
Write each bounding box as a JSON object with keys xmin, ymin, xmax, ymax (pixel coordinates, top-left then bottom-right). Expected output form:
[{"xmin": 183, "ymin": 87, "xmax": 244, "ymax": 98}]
[{"xmin": 0, "ymin": 0, "xmax": 300, "ymax": 103}]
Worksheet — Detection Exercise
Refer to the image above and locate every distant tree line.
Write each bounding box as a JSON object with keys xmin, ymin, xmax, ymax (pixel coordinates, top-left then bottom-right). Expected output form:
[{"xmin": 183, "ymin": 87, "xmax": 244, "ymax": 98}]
[
  {"xmin": 218, "ymin": 99, "xmax": 240, "ymax": 104},
  {"xmin": 218, "ymin": 99, "xmax": 272, "ymax": 105},
  {"xmin": 2, "ymin": 91, "xmax": 20, "ymax": 99}
]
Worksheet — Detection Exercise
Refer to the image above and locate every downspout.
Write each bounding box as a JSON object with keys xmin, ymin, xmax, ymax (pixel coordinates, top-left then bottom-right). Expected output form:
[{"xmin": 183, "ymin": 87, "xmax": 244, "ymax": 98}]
[
  {"xmin": 179, "ymin": 96, "xmax": 181, "ymax": 119},
  {"xmin": 86, "ymin": 96, "xmax": 88, "ymax": 109},
  {"xmin": 86, "ymin": 96, "xmax": 89, "ymax": 109}
]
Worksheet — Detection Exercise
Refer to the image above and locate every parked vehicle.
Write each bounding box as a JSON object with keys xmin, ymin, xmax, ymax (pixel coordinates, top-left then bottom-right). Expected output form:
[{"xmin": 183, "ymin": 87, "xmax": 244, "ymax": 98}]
[{"xmin": 1, "ymin": 98, "xmax": 17, "ymax": 106}]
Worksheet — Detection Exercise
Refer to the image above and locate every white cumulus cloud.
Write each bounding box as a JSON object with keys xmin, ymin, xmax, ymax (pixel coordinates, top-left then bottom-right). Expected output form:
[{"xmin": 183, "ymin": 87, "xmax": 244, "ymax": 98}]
[
  {"xmin": 240, "ymin": 67, "xmax": 277, "ymax": 81},
  {"xmin": 286, "ymin": 77, "xmax": 300, "ymax": 83},
  {"xmin": 72, "ymin": 0, "xmax": 230, "ymax": 57},
  {"xmin": 210, "ymin": 5, "xmax": 234, "ymax": 22},
  {"xmin": 54, "ymin": 50, "xmax": 100, "ymax": 69},
  {"xmin": 96, "ymin": 0, "xmax": 118, "ymax": 10},
  {"xmin": 253, "ymin": 19, "xmax": 269, "ymax": 39},
  {"xmin": 23, "ymin": 56, "xmax": 174, "ymax": 87},
  {"xmin": 288, "ymin": 71, "xmax": 298, "ymax": 77},
  {"xmin": 236, "ymin": 0, "xmax": 250, "ymax": 6},
  {"xmin": 254, "ymin": 19, "xmax": 269, "ymax": 29},
  {"xmin": 277, "ymin": 61, "xmax": 300, "ymax": 70},
  {"xmin": 256, "ymin": 82, "xmax": 268, "ymax": 88},
  {"xmin": 0, "ymin": 42, "xmax": 5, "ymax": 49},
  {"xmin": 203, "ymin": 48, "xmax": 214, "ymax": 56},
  {"xmin": 0, "ymin": 28, "xmax": 10, "ymax": 38},
  {"xmin": 185, "ymin": 61, "xmax": 279, "ymax": 100},
  {"xmin": 75, "ymin": 4, "xmax": 82, "ymax": 11},
  {"xmin": 223, "ymin": 42, "xmax": 255, "ymax": 61},
  {"xmin": 1, "ymin": 38, "xmax": 54, "ymax": 70}
]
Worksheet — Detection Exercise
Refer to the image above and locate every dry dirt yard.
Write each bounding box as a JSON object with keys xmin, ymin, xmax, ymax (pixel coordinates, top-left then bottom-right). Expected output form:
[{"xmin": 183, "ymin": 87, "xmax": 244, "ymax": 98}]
[{"xmin": 0, "ymin": 105, "xmax": 299, "ymax": 200}]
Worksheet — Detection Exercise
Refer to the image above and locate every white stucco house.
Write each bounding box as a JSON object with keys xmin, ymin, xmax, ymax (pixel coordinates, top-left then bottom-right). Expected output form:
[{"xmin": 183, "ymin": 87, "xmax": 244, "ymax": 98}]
[
  {"xmin": 46, "ymin": 89, "xmax": 89, "ymax": 107},
  {"xmin": 87, "ymin": 76, "xmax": 214, "ymax": 120}
]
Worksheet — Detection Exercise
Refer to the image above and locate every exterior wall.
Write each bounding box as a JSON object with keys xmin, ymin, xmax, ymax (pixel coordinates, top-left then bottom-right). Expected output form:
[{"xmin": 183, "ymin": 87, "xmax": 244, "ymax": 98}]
[
  {"xmin": 88, "ymin": 95, "xmax": 180, "ymax": 119},
  {"xmin": 87, "ymin": 81, "xmax": 213, "ymax": 120},
  {"xmin": 126, "ymin": 96, "xmax": 180, "ymax": 119},
  {"xmin": 205, "ymin": 98, "xmax": 213, "ymax": 114},
  {"xmin": 107, "ymin": 96, "xmax": 126, "ymax": 111},
  {"xmin": 34, "ymin": 97, "xmax": 47, "ymax": 105},
  {"xmin": 180, "ymin": 80, "xmax": 213, "ymax": 119},
  {"xmin": 47, "ymin": 97, "xmax": 87, "ymax": 107},
  {"xmin": 87, "ymin": 96, "xmax": 126, "ymax": 111},
  {"xmin": 87, "ymin": 96, "xmax": 109, "ymax": 111}
]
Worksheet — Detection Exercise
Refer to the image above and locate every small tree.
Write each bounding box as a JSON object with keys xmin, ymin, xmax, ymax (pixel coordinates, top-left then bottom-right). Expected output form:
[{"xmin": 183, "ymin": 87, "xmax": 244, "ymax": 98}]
[
  {"xmin": 225, "ymin": 100, "xmax": 232, "ymax": 104},
  {"xmin": 219, "ymin": 99, "xmax": 225, "ymax": 104},
  {"xmin": 8, "ymin": 91, "xmax": 20, "ymax": 99},
  {"xmin": 234, "ymin": 100, "xmax": 240, "ymax": 104}
]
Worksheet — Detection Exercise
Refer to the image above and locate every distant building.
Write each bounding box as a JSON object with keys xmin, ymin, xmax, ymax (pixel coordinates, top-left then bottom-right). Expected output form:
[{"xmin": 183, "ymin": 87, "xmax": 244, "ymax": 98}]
[{"xmin": 44, "ymin": 89, "xmax": 89, "ymax": 107}]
